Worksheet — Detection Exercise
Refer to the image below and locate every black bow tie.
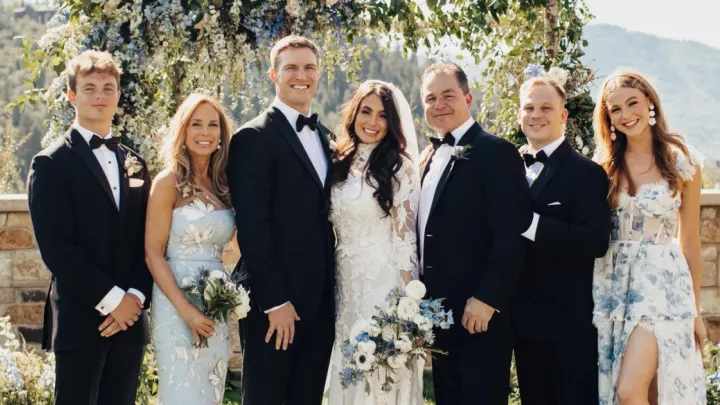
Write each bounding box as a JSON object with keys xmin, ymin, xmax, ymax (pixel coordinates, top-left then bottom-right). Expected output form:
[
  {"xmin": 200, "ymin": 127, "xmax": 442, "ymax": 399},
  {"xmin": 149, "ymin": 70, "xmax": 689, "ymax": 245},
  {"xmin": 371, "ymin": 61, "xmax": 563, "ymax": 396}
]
[
  {"xmin": 296, "ymin": 113, "xmax": 319, "ymax": 132},
  {"xmin": 90, "ymin": 135, "xmax": 120, "ymax": 152},
  {"xmin": 429, "ymin": 133, "xmax": 455, "ymax": 150},
  {"xmin": 522, "ymin": 150, "xmax": 548, "ymax": 167}
]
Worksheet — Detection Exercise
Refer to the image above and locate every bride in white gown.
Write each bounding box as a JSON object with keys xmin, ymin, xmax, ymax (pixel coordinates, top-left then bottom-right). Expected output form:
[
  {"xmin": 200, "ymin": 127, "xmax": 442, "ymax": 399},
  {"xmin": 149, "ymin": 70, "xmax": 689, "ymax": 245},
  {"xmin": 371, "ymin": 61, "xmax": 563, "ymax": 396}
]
[{"xmin": 326, "ymin": 80, "xmax": 423, "ymax": 405}]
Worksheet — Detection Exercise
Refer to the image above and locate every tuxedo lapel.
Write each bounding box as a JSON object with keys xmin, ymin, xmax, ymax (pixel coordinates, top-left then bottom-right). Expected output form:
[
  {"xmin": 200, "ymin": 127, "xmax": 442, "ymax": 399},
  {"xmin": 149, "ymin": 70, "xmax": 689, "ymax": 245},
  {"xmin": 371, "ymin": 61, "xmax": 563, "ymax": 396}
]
[
  {"xmin": 529, "ymin": 138, "xmax": 572, "ymax": 199},
  {"xmin": 116, "ymin": 147, "xmax": 130, "ymax": 218},
  {"xmin": 269, "ymin": 107, "xmax": 325, "ymax": 193},
  {"xmin": 428, "ymin": 122, "xmax": 480, "ymax": 219},
  {"xmin": 316, "ymin": 123, "xmax": 333, "ymax": 189},
  {"xmin": 67, "ymin": 129, "xmax": 116, "ymax": 208}
]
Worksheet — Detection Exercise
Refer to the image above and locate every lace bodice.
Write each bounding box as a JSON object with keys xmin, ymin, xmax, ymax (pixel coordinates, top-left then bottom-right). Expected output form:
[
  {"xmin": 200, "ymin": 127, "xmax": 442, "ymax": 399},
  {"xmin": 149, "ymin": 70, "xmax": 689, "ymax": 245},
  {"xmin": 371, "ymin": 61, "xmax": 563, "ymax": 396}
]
[{"xmin": 330, "ymin": 143, "xmax": 420, "ymax": 280}]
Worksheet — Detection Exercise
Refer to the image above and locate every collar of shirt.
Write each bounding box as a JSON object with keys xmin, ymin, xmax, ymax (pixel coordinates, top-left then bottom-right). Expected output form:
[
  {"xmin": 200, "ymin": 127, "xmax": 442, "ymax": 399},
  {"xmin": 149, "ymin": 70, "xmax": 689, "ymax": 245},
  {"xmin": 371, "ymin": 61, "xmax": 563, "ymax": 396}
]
[
  {"xmin": 531, "ymin": 135, "xmax": 565, "ymax": 158},
  {"xmin": 447, "ymin": 117, "xmax": 476, "ymax": 146},
  {"xmin": 272, "ymin": 98, "xmax": 313, "ymax": 133},
  {"xmin": 73, "ymin": 122, "xmax": 113, "ymax": 144}
]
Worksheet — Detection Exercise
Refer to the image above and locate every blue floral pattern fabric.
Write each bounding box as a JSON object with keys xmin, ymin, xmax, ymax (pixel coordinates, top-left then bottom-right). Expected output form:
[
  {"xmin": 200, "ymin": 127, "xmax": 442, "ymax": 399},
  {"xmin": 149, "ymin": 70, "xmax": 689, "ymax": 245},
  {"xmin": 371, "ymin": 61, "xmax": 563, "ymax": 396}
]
[
  {"xmin": 150, "ymin": 193, "xmax": 236, "ymax": 405},
  {"xmin": 593, "ymin": 146, "xmax": 706, "ymax": 405}
]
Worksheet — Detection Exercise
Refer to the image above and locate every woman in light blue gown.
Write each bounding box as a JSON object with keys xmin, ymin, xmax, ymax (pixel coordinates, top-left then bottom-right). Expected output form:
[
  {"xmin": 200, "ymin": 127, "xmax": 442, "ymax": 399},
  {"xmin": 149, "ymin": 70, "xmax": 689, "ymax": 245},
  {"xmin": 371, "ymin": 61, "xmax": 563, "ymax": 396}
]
[{"xmin": 145, "ymin": 94, "xmax": 236, "ymax": 405}]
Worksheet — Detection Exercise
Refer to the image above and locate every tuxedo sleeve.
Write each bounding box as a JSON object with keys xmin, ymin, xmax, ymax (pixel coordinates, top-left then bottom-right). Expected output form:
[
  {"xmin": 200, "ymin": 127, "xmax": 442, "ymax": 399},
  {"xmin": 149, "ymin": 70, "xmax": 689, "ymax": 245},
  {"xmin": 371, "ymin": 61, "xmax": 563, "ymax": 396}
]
[
  {"xmin": 474, "ymin": 141, "xmax": 532, "ymax": 312},
  {"xmin": 227, "ymin": 127, "xmax": 287, "ymax": 311},
  {"xmin": 534, "ymin": 163, "xmax": 611, "ymax": 258},
  {"xmin": 27, "ymin": 155, "xmax": 117, "ymax": 308},
  {"xmin": 129, "ymin": 163, "xmax": 154, "ymax": 304}
]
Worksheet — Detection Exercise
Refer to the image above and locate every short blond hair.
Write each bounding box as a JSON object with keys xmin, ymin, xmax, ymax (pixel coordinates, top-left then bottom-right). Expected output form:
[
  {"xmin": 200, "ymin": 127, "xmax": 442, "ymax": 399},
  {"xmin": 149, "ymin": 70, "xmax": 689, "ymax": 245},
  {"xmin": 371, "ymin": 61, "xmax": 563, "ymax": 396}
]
[
  {"xmin": 269, "ymin": 35, "xmax": 319, "ymax": 70},
  {"xmin": 66, "ymin": 50, "xmax": 122, "ymax": 92},
  {"xmin": 520, "ymin": 76, "xmax": 566, "ymax": 102}
]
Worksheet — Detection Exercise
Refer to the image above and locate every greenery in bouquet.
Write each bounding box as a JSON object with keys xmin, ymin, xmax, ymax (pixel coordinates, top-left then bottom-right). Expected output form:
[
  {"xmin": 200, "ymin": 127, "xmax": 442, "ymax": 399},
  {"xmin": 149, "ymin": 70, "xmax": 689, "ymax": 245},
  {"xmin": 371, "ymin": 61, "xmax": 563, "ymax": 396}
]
[
  {"xmin": 0, "ymin": 317, "xmax": 55, "ymax": 405},
  {"xmin": 180, "ymin": 267, "xmax": 250, "ymax": 348},
  {"xmin": 339, "ymin": 280, "xmax": 453, "ymax": 394}
]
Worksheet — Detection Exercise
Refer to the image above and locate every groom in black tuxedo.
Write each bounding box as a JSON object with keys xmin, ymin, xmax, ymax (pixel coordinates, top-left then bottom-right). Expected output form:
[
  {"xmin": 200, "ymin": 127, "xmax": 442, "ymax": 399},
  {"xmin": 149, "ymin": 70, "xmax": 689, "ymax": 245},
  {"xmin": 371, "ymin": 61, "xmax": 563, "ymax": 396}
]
[
  {"xmin": 27, "ymin": 51, "xmax": 152, "ymax": 405},
  {"xmin": 418, "ymin": 62, "xmax": 532, "ymax": 405},
  {"xmin": 511, "ymin": 77, "xmax": 610, "ymax": 404},
  {"xmin": 227, "ymin": 35, "xmax": 335, "ymax": 405}
]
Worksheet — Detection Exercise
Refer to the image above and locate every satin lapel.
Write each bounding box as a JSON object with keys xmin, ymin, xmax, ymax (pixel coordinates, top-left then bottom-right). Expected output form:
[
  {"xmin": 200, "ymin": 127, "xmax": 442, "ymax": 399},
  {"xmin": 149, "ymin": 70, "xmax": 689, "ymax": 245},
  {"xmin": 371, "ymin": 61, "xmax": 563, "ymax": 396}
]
[
  {"xmin": 67, "ymin": 129, "xmax": 116, "ymax": 208},
  {"xmin": 529, "ymin": 138, "xmax": 572, "ymax": 200},
  {"xmin": 427, "ymin": 122, "xmax": 481, "ymax": 219},
  {"xmin": 116, "ymin": 147, "xmax": 130, "ymax": 218},
  {"xmin": 269, "ymin": 107, "xmax": 325, "ymax": 193},
  {"xmin": 421, "ymin": 149, "xmax": 436, "ymax": 185},
  {"xmin": 316, "ymin": 123, "xmax": 333, "ymax": 188}
]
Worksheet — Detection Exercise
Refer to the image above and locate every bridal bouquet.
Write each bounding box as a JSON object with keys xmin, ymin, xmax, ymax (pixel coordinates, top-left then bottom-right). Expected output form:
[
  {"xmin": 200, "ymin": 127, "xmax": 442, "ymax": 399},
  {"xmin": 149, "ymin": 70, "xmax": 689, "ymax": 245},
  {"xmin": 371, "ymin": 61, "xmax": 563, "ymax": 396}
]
[
  {"xmin": 339, "ymin": 280, "xmax": 453, "ymax": 393},
  {"xmin": 181, "ymin": 268, "xmax": 251, "ymax": 348}
]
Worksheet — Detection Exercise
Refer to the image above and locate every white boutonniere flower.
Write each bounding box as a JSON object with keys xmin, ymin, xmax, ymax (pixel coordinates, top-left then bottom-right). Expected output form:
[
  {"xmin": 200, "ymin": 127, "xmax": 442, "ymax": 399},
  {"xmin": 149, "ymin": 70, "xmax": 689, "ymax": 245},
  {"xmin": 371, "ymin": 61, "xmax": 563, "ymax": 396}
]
[
  {"xmin": 329, "ymin": 139, "xmax": 338, "ymax": 152},
  {"xmin": 124, "ymin": 155, "xmax": 143, "ymax": 177},
  {"xmin": 451, "ymin": 145, "xmax": 472, "ymax": 160}
]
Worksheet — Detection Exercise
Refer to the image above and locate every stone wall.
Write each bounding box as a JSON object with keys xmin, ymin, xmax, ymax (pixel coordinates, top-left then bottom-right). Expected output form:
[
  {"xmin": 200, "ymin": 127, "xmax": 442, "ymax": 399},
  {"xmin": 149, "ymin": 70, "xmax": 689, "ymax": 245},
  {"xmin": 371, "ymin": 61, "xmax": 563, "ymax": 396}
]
[{"xmin": 3, "ymin": 191, "xmax": 720, "ymax": 367}]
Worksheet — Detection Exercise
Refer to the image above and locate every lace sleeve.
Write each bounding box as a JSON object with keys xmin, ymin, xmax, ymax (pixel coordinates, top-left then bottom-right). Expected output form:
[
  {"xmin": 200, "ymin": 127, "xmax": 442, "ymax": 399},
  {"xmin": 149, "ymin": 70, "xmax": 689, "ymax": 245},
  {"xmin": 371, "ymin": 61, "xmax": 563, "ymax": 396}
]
[
  {"xmin": 675, "ymin": 143, "xmax": 705, "ymax": 181},
  {"xmin": 391, "ymin": 156, "xmax": 420, "ymax": 282}
]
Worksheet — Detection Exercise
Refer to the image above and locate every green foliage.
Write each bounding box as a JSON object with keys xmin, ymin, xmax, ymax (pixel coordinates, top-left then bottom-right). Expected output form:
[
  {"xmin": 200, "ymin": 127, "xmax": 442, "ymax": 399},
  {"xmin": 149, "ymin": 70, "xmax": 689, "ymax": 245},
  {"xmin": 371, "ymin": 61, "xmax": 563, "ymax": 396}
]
[{"xmin": 476, "ymin": 0, "xmax": 596, "ymax": 155}]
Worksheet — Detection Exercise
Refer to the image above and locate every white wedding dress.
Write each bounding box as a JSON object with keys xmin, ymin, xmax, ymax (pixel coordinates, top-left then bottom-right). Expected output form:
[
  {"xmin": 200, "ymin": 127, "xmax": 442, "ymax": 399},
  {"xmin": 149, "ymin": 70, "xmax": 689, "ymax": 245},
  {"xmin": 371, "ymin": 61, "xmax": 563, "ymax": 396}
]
[{"xmin": 326, "ymin": 143, "xmax": 424, "ymax": 405}]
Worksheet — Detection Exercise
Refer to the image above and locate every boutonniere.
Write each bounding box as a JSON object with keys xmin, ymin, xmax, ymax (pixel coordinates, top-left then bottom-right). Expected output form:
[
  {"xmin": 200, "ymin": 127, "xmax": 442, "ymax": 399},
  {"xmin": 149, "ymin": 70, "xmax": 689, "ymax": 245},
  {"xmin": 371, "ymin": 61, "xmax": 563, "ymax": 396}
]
[
  {"xmin": 124, "ymin": 155, "xmax": 143, "ymax": 177},
  {"xmin": 451, "ymin": 145, "xmax": 472, "ymax": 160}
]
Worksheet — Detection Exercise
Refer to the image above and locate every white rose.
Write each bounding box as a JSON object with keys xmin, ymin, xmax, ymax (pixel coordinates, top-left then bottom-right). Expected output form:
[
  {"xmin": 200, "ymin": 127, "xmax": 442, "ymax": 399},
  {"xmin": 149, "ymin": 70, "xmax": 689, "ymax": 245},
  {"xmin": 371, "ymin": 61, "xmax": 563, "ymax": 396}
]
[
  {"xmin": 354, "ymin": 352, "xmax": 376, "ymax": 371},
  {"xmin": 367, "ymin": 320, "xmax": 381, "ymax": 338},
  {"xmin": 381, "ymin": 325, "xmax": 396, "ymax": 342},
  {"xmin": 394, "ymin": 334, "xmax": 413, "ymax": 353},
  {"xmin": 387, "ymin": 353, "xmax": 408, "ymax": 369},
  {"xmin": 397, "ymin": 297, "xmax": 420, "ymax": 320},
  {"xmin": 181, "ymin": 277, "xmax": 193, "ymax": 288},
  {"xmin": 413, "ymin": 314, "xmax": 433, "ymax": 331},
  {"xmin": 233, "ymin": 302, "xmax": 250, "ymax": 318},
  {"xmin": 209, "ymin": 270, "xmax": 226, "ymax": 281},
  {"xmin": 203, "ymin": 283, "xmax": 214, "ymax": 301},
  {"xmin": 404, "ymin": 280, "xmax": 426, "ymax": 301},
  {"xmin": 385, "ymin": 298, "xmax": 398, "ymax": 313},
  {"xmin": 357, "ymin": 340, "xmax": 376, "ymax": 355},
  {"xmin": 350, "ymin": 320, "xmax": 371, "ymax": 344},
  {"xmin": 326, "ymin": 0, "xmax": 339, "ymax": 6}
]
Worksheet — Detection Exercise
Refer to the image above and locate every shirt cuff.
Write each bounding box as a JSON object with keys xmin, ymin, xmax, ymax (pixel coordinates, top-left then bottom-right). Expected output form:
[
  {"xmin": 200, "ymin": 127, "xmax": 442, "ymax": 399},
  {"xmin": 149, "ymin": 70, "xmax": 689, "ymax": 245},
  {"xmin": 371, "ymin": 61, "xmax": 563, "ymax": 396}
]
[
  {"xmin": 264, "ymin": 302, "xmax": 289, "ymax": 314},
  {"xmin": 96, "ymin": 286, "xmax": 125, "ymax": 315},
  {"xmin": 521, "ymin": 213, "xmax": 540, "ymax": 241},
  {"xmin": 127, "ymin": 288, "xmax": 146, "ymax": 306}
]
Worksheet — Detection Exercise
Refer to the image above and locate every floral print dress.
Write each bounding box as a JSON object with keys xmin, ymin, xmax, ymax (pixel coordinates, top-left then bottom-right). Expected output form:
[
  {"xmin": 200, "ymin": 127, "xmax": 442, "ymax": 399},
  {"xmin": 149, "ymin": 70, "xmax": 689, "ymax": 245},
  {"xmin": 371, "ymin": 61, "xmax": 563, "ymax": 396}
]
[
  {"xmin": 593, "ymin": 146, "xmax": 706, "ymax": 405},
  {"xmin": 150, "ymin": 190, "xmax": 235, "ymax": 405}
]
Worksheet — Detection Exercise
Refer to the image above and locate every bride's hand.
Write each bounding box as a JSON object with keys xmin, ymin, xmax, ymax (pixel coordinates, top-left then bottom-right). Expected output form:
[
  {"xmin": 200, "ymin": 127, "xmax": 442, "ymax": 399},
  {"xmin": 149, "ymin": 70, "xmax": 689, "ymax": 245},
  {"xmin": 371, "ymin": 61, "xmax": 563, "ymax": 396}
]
[
  {"xmin": 694, "ymin": 316, "xmax": 707, "ymax": 350},
  {"xmin": 180, "ymin": 304, "xmax": 215, "ymax": 344}
]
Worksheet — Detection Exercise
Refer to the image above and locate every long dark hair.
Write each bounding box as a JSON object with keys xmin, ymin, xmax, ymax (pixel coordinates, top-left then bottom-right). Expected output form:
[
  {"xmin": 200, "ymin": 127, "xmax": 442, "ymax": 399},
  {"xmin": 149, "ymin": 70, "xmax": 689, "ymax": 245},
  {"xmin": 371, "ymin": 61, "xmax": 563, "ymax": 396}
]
[{"xmin": 330, "ymin": 80, "xmax": 409, "ymax": 216}]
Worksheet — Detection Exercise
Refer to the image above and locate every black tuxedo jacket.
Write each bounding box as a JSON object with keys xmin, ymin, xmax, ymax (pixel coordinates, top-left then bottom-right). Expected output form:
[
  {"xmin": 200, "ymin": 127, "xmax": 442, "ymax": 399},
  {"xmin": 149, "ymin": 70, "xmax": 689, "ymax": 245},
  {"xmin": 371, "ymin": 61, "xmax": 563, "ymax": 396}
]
[
  {"xmin": 512, "ymin": 139, "xmax": 611, "ymax": 341},
  {"xmin": 27, "ymin": 129, "xmax": 152, "ymax": 351},
  {"xmin": 422, "ymin": 122, "xmax": 532, "ymax": 348},
  {"xmin": 227, "ymin": 107, "xmax": 335, "ymax": 321}
]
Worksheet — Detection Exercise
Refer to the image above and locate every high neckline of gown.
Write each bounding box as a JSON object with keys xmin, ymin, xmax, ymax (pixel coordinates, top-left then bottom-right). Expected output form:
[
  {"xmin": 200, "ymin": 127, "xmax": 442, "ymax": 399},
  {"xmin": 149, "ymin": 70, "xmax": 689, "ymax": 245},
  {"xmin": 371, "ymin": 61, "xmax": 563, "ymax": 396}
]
[{"xmin": 356, "ymin": 142, "xmax": 378, "ymax": 158}]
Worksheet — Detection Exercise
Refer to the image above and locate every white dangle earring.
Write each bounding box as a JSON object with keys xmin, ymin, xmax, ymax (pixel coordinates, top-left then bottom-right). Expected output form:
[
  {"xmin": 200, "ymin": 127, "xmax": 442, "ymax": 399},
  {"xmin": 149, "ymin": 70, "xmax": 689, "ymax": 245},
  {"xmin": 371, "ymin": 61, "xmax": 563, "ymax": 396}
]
[
  {"xmin": 217, "ymin": 142, "xmax": 222, "ymax": 150},
  {"xmin": 610, "ymin": 125, "xmax": 617, "ymax": 141},
  {"xmin": 649, "ymin": 104, "xmax": 657, "ymax": 126}
]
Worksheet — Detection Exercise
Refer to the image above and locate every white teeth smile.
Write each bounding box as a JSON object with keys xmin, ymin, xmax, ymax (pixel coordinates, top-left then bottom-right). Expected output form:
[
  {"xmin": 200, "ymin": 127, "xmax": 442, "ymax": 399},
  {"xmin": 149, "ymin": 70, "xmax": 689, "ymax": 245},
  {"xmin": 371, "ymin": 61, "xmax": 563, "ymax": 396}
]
[
  {"xmin": 530, "ymin": 124, "xmax": 545, "ymax": 128},
  {"xmin": 364, "ymin": 128, "xmax": 378, "ymax": 135},
  {"xmin": 623, "ymin": 119, "xmax": 639, "ymax": 128},
  {"xmin": 197, "ymin": 141, "xmax": 212, "ymax": 145},
  {"xmin": 292, "ymin": 85, "xmax": 309, "ymax": 90}
]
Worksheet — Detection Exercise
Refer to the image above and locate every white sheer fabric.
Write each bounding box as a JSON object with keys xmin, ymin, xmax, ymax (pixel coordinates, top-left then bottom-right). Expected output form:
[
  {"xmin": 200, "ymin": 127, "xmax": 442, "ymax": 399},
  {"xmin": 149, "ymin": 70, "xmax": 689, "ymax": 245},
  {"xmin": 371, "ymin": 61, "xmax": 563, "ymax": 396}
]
[{"xmin": 326, "ymin": 143, "xmax": 423, "ymax": 404}]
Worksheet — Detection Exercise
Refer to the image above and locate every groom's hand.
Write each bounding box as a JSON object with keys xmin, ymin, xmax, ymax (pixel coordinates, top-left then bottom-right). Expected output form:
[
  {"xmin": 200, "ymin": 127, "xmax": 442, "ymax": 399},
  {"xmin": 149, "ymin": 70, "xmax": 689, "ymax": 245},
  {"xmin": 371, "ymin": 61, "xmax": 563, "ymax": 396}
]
[
  {"xmin": 266, "ymin": 302, "xmax": 301, "ymax": 351},
  {"xmin": 110, "ymin": 293, "xmax": 142, "ymax": 330},
  {"xmin": 462, "ymin": 297, "xmax": 495, "ymax": 334},
  {"xmin": 99, "ymin": 315, "xmax": 123, "ymax": 337}
]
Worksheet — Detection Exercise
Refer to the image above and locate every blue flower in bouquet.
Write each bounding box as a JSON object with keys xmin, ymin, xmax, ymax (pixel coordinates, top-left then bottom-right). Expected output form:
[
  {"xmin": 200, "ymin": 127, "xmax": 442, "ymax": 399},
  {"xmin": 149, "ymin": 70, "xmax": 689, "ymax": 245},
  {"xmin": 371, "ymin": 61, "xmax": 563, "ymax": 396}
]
[{"xmin": 524, "ymin": 63, "xmax": 544, "ymax": 77}]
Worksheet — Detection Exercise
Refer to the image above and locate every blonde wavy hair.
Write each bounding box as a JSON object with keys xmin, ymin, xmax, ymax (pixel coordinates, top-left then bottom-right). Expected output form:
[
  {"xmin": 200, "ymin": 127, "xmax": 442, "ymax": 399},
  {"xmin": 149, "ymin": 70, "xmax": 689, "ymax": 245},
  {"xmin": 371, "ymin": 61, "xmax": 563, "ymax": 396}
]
[
  {"xmin": 161, "ymin": 93, "xmax": 233, "ymax": 206},
  {"xmin": 593, "ymin": 70, "xmax": 691, "ymax": 209}
]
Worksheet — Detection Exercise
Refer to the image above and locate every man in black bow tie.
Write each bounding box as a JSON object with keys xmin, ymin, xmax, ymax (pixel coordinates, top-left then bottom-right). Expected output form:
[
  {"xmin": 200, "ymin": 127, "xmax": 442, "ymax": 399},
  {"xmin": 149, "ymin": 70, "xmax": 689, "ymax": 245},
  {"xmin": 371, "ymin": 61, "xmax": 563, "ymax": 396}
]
[
  {"xmin": 226, "ymin": 35, "xmax": 335, "ymax": 405},
  {"xmin": 511, "ymin": 75, "xmax": 611, "ymax": 405},
  {"xmin": 26, "ymin": 50, "xmax": 152, "ymax": 405},
  {"xmin": 418, "ymin": 62, "xmax": 532, "ymax": 405}
]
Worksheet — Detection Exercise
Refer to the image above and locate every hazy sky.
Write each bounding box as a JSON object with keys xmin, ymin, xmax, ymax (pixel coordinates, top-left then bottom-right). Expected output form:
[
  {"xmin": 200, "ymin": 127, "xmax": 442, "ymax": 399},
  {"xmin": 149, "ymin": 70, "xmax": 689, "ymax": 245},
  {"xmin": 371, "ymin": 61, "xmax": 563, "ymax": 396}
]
[{"xmin": 584, "ymin": 0, "xmax": 720, "ymax": 50}]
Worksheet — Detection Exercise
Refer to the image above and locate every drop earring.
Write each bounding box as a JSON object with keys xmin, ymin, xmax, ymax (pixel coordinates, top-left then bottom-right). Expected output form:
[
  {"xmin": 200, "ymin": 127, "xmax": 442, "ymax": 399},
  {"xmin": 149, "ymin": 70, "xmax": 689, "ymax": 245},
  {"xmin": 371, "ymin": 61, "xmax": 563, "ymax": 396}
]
[
  {"xmin": 649, "ymin": 104, "xmax": 656, "ymax": 126},
  {"xmin": 610, "ymin": 125, "xmax": 617, "ymax": 141}
]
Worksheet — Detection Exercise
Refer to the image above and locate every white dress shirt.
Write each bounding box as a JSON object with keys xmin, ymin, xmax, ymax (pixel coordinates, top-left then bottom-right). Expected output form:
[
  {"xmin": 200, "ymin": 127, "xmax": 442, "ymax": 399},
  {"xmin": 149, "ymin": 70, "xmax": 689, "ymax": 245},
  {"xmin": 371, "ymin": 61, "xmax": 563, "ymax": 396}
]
[
  {"xmin": 265, "ymin": 99, "xmax": 328, "ymax": 313},
  {"xmin": 73, "ymin": 123, "xmax": 146, "ymax": 314},
  {"xmin": 521, "ymin": 135, "xmax": 566, "ymax": 241},
  {"xmin": 418, "ymin": 117, "xmax": 476, "ymax": 273},
  {"xmin": 272, "ymin": 98, "xmax": 328, "ymax": 185}
]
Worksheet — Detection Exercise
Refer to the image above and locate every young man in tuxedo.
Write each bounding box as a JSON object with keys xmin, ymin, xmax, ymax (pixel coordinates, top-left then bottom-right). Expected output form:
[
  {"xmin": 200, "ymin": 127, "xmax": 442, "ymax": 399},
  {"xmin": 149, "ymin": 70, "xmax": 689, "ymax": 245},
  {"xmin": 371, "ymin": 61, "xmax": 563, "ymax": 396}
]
[
  {"xmin": 418, "ymin": 62, "xmax": 532, "ymax": 405},
  {"xmin": 27, "ymin": 50, "xmax": 152, "ymax": 405},
  {"xmin": 511, "ymin": 75, "xmax": 611, "ymax": 404},
  {"xmin": 226, "ymin": 35, "xmax": 335, "ymax": 405}
]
